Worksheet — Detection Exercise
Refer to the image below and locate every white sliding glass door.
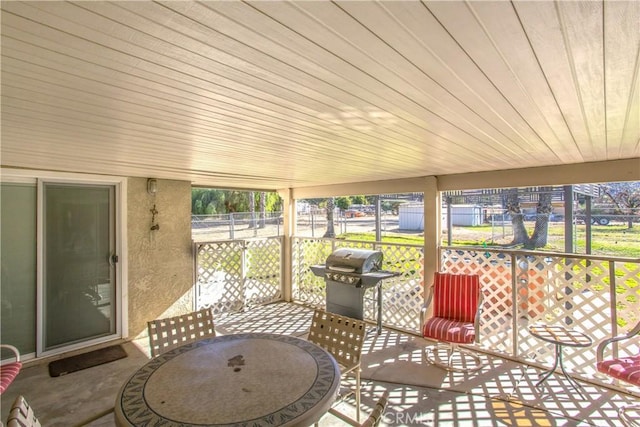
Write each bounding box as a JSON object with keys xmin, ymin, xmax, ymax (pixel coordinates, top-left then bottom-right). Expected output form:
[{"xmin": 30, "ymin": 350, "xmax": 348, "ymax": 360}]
[
  {"xmin": 1, "ymin": 171, "xmax": 125, "ymax": 360},
  {"xmin": 42, "ymin": 183, "xmax": 116, "ymax": 351}
]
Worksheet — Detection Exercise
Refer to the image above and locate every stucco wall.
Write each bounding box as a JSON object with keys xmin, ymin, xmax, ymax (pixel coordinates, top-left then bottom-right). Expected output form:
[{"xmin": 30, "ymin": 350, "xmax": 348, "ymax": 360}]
[{"xmin": 127, "ymin": 178, "xmax": 193, "ymax": 337}]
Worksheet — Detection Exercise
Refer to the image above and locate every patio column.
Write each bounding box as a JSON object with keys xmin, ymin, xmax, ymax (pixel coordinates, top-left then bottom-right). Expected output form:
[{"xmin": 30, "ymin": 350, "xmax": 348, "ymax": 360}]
[
  {"xmin": 423, "ymin": 176, "xmax": 440, "ymax": 301},
  {"xmin": 278, "ymin": 188, "xmax": 294, "ymax": 301}
]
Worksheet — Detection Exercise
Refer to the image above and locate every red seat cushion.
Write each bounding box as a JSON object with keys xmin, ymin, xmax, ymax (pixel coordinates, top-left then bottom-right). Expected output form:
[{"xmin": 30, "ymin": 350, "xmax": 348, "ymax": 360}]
[
  {"xmin": 432, "ymin": 272, "xmax": 480, "ymax": 323},
  {"xmin": 597, "ymin": 353, "xmax": 640, "ymax": 386},
  {"xmin": 423, "ymin": 317, "xmax": 476, "ymax": 344},
  {"xmin": 0, "ymin": 361, "xmax": 22, "ymax": 394}
]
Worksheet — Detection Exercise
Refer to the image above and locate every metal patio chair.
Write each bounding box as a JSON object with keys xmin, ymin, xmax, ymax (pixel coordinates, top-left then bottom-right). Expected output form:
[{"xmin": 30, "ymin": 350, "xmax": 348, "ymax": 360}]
[
  {"xmin": 7, "ymin": 395, "xmax": 41, "ymax": 427},
  {"xmin": 308, "ymin": 309, "xmax": 367, "ymax": 422},
  {"xmin": 326, "ymin": 390, "xmax": 389, "ymax": 427},
  {"xmin": 420, "ymin": 272, "xmax": 483, "ymax": 372},
  {"xmin": 0, "ymin": 344, "xmax": 22, "ymax": 395},
  {"xmin": 597, "ymin": 319, "xmax": 640, "ymax": 427},
  {"xmin": 147, "ymin": 307, "xmax": 216, "ymax": 357}
]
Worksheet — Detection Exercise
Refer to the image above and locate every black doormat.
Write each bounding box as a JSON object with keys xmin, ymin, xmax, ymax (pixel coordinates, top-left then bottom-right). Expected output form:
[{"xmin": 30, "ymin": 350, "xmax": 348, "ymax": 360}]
[{"xmin": 48, "ymin": 344, "xmax": 127, "ymax": 377}]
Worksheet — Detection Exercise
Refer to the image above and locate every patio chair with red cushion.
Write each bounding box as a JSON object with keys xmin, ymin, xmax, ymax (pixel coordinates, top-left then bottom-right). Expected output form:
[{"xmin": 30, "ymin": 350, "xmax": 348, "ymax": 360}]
[
  {"xmin": 596, "ymin": 319, "xmax": 640, "ymax": 427},
  {"xmin": 1, "ymin": 344, "xmax": 22, "ymax": 395},
  {"xmin": 420, "ymin": 272, "xmax": 483, "ymax": 372}
]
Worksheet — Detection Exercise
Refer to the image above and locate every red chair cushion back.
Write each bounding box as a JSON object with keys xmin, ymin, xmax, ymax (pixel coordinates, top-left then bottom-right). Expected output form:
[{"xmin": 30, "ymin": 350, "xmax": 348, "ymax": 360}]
[{"xmin": 433, "ymin": 272, "xmax": 480, "ymax": 323}]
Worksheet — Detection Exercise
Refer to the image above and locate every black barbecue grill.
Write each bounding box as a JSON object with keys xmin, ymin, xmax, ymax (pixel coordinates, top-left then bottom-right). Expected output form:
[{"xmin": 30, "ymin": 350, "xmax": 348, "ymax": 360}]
[{"xmin": 310, "ymin": 248, "xmax": 399, "ymax": 334}]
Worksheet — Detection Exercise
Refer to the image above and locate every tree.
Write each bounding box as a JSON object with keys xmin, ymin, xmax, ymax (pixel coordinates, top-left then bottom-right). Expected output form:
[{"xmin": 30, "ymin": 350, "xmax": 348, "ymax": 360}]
[
  {"xmin": 600, "ymin": 182, "xmax": 640, "ymax": 229},
  {"xmin": 323, "ymin": 197, "xmax": 336, "ymax": 238},
  {"xmin": 335, "ymin": 196, "xmax": 351, "ymax": 211},
  {"xmin": 505, "ymin": 187, "xmax": 553, "ymax": 249}
]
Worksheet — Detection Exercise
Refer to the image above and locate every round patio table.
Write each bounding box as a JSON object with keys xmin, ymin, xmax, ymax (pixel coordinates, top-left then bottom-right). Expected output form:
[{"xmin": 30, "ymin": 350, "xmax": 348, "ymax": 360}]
[
  {"xmin": 115, "ymin": 332, "xmax": 340, "ymax": 426},
  {"xmin": 528, "ymin": 323, "xmax": 592, "ymax": 395}
]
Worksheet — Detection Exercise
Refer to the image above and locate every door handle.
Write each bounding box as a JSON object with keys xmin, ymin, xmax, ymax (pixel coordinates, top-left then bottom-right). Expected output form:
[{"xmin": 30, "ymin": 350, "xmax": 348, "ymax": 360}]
[{"xmin": 109, "ymin": 253, "xmax": 119, "ymax": 266}]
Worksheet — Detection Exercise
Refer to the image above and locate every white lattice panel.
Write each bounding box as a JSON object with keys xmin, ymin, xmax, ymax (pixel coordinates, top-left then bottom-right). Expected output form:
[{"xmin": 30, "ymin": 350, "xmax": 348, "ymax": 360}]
[
  {"xmin": 196, "ymin": 241, "xmax": 244, "ymax": 314},
  {"xmin": 374, "ymin": 243, "xmax": 423, "ymax": 333},
  {"xmin": 291, "ymin": 238, "xmax": 331, "ymax": 307},
  {"xmin": 245, "ymin": 238, "xmax": 282, "ymax": 307},
  {"xmin": 195, "ymin": 238, "xmax": 283, "ymax": 314}
]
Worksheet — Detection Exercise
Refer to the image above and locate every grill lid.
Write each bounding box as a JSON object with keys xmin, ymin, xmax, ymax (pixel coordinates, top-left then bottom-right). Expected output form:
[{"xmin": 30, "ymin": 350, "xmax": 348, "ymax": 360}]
[{"xmin": 325, "ymin": 248, "xmax": 383, "ymax": 274}]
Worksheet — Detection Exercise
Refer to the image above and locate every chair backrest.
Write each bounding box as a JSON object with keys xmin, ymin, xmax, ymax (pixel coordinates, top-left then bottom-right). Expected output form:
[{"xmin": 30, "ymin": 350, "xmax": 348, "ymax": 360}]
[
  {"xmin": 432, "ymin": 272, "xmax": 480, "ymax": 323},
  {"xmin": 7, "ymin": 395, "xmax": 41, "ymax": 427},
  {"xmin": 360, "ymin": 390, "xmax": 390, "ymax": 427},
  {"xmin": 147, "ymin": 307, "xmax": 216, "ymax": 357},
  {"xmin": 308, "ymin": 309, "xmax": 366, "ymax": 368}
]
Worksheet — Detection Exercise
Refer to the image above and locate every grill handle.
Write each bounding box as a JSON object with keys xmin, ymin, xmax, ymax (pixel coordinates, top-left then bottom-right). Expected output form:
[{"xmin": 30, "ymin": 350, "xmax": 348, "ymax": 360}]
[{"xmin": 327, "ymin": 266, "xmax": 357, "ymax": 273}]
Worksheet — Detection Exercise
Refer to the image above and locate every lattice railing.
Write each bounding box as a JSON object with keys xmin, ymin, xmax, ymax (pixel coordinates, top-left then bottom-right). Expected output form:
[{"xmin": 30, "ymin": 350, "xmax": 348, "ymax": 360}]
[
  {"xmin": 195, "ymin": 236, "xmax": 638, "ymax": 384},
  {"xmin": 194, "ymin": 237, "xmax": 282, "ymax": 315},
  {"xmin": 292, "ymin": 237, "xmax": 424, "ymax": 333},
  {"xmin": 439, "ymin": 246, "xmax": 640, "ymax": 380},
  {"xmin": 291, "ymin": 238, "xmax": 639, "ymax": 381}
]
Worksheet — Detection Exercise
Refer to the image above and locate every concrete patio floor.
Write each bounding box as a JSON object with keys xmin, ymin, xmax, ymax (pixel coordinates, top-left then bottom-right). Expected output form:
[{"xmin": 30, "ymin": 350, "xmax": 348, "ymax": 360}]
[{"xmin": 1, "ymin": 302, "xmax": 637, "ymax": 426}]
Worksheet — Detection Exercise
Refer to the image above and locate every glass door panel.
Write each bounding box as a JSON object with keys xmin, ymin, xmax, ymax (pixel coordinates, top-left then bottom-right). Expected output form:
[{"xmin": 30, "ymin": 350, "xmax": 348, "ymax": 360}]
[
  {"xmin": 0, "ymin": 183, "xmax": 37, "ymax": 358},
  {"xmin": 43, "ymin": 184, "xmax": 115, "ymax": 351}
]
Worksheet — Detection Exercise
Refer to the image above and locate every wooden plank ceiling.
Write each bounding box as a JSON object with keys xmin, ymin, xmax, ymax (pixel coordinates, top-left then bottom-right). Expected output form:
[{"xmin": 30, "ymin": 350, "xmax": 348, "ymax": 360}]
[{"xmin": 1, "ymin": 1, "xmax": 638, "ymax": 190}]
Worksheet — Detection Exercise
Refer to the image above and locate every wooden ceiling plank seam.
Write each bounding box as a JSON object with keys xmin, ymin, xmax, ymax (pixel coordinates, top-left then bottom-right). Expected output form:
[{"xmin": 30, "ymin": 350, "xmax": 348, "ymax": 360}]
[
  {"xmin": 0, "ymin": 36, "xmax": 464, "ymax": 161},
  {"xmin": 80, "ymin": 0, "xmax": 416, "ymax": 128},
  {"xmin": 468, "ymin": 0, "xmax": 583, "ymax": 163},
  {"xmin": 602, "ymin": 0, "xmax": 640, "ymax": 158},
  {"xmin": 35, "ymin": 2, "xmax": 490, "ymax": 157},
  {"xmin": 385, "ymin": 0, "xmax": 554, "ymax": 152},
  {"xmin": 1, "ymin": 116, "xmax": 470, "ymax": 177},
  {"xmin": 0, "ymin": 145, "xmax": 296, "ymax": 186},
  {"xmin": 245, "ymin": 0, "xmax": 517, "ymax": 160},
  {"xmin": 1, "ymin": 45, "xmax": 510, "ymax": 169},
  {"xmin": 122, "ymin": 3, "xmax": 460, "ymax": 152},
  {"xmin": 2, "ymin": 107, "xmax": 465, "ymax": 173},
  {"xmin": 1, "ymin": 38, "xmax": 455, "ymax": 159},
  {"xmin": 2, "ymin": 85, "xmax": 461, "ymax": 168},
  {"xmin": 551, "ymin": 1, "xmax": 606, "ymax": 161},
  {"xmin": 181, "ymin": 0, "xmax": 495, "ymax": 144},
  {"xmin": 161, "ymin": 3, "xmax": 519, "ymax": 162},
  {"xmin": 509, "ymin": 1, "xmax": 593, "ymax": 162},
  {"xmin": 2, "ymin": 54, "xmax": 427, "ymax": 153},
  {"xmin": 433, "ymin": 0, "xmax": 580, "ymax": 164},
  {"xmin": 329, "ymin": 1, "xmax": 529, "ymax": 161},
  {"xmin": 0, "ymin": 10, "xmax": 361, "ymax": 120},
  {"xmin": 0, "ymin": 132, "xmax": 427, "ymax": 187},
  {"xmin": 468, "ymin": 1, "xmax": 594, "ymax": 162},
  {"xmin": 338, "ymin": 0, "xmax": 532, "ymax": 158}
]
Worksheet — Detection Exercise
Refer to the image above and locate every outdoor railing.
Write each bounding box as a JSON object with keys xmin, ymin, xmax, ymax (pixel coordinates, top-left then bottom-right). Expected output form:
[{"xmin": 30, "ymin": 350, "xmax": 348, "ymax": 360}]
[
  {"xmin": 194, "ymin": 237, "xmax": 283, "ymax": 314},
  {"xmin": 194, "ymin": 235, "xmax": 639, "ymax": 385}
]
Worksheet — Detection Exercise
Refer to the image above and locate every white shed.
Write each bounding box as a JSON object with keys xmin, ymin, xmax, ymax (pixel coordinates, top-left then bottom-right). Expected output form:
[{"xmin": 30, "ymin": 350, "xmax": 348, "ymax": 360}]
[
  {"xmin": 398, "ymin": 203, "xmax": 424, "ymax": 231},
  {"xmin": 399, "ymin": 203, "xmax": 484, "ymax": 230}
]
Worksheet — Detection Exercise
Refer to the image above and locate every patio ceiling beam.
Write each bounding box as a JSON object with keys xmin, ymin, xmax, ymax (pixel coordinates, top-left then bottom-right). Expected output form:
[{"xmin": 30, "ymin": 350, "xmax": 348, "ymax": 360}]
[{"xmin": 289, "ymin": 158, "xmax": 639, "ymax": 199}]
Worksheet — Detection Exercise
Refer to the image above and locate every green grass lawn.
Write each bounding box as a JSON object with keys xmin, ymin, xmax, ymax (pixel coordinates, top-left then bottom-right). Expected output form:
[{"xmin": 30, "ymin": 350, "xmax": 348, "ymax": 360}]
[{"xmin": 340, "ymin": 223, "xmax": 640, "ymax": 258}]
